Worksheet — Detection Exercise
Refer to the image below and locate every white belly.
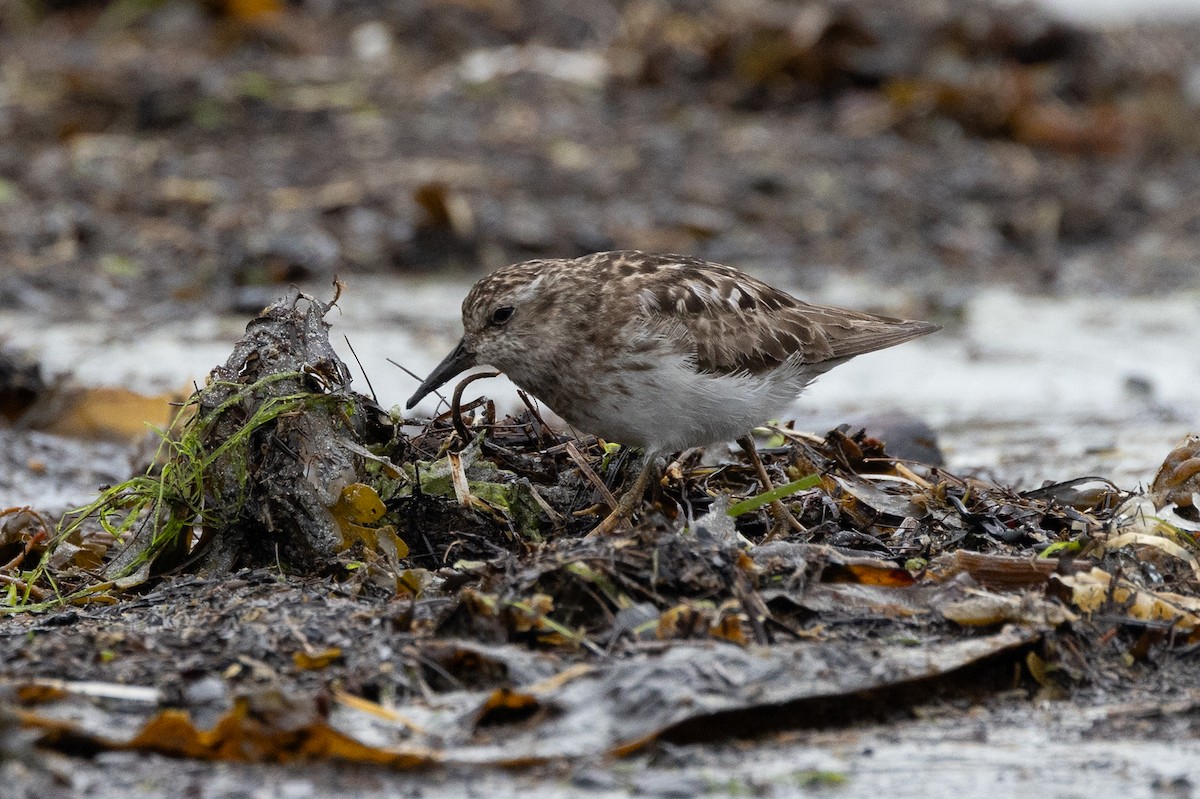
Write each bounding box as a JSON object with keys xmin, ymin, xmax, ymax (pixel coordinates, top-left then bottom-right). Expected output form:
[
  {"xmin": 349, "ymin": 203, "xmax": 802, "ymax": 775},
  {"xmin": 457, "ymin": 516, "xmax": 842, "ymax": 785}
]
[{"xmin": 563, "ymin": 354, "xmax": 821, "ymax": 454}]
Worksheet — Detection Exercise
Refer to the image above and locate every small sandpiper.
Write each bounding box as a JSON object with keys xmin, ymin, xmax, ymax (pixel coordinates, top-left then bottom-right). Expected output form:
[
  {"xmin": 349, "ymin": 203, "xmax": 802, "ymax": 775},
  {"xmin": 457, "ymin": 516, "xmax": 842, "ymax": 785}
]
[{"xmin": 407, "ymin": 250, "xmax": 939, "ymax": 535}]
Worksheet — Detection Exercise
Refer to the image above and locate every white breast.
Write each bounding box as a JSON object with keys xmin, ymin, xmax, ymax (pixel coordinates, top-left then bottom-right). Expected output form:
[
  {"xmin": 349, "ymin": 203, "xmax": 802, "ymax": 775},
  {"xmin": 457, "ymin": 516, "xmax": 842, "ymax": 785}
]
[{"xmin": 566, "ymin": 353, "xmax": 821, "ymax": 454}]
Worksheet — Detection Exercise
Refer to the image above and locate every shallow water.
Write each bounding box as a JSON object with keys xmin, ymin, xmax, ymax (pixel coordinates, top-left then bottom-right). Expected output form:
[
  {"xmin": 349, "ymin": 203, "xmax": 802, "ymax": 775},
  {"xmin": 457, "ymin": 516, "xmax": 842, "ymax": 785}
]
[{"xmin": 2, "ymin": 278, "xmax": 1195, "ymax": 494}]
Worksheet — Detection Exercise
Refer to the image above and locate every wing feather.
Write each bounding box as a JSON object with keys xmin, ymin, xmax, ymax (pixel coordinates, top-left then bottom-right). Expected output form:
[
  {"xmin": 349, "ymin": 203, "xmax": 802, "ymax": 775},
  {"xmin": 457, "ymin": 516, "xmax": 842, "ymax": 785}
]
[{"xmin": 625, "ymin": 257, "xmax": 938, "ymax": 376}]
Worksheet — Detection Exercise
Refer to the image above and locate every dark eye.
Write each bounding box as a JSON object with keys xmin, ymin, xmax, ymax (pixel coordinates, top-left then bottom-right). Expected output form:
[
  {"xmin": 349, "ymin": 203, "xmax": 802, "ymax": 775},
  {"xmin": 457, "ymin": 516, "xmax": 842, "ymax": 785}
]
[{"xmin": 490, "ymin": 306, "xmax": 515, "ymax": 325}]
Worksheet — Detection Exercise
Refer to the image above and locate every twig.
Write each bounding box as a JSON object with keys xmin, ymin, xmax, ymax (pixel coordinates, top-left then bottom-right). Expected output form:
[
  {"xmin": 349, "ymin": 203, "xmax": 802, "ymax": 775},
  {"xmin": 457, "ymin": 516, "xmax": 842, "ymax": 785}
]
[
  {"xmin": 0, "ymin": 572, "xmax": 46, "ymax": 600},
  {"xmin": 450, "ymin": 370, "xmax": 500, "ymax": 443},
  {"xmin": 343, "ymin": 335, "xmax": 377, "ymax": 403},
  {"xmin": 564, "ymin": 441, "xmax": 620, "ymax": 512},
  {"xmin": 389, "ymin": 357, "xmax": 449, "ymax": 410}
]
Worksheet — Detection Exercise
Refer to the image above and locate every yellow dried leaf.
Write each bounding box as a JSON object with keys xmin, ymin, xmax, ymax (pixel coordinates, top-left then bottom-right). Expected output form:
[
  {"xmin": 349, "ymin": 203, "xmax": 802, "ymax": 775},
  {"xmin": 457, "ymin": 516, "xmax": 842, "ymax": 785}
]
[
  {"xmin": 709, "ymin": 610, "xmax": 748, "ymax": 646},
  {"xmin": 222, "ymin": 0, "xmax": 282, "ymax": 20},
  {"xmin": 335, "ymin": 483, "xmax": 386, "ymax": 525},
  {"xmin": 332, "ymin": 484, "xmax": 408, "ymax": 558},
  {"xmin": 39, "ymin": 387, "xmax": 177, "ymax": 441},
  {"xmin": 1056, "ymin": 567, "xmax": 1200, "ymax": 637},
  {"xmin": 397, "ymin": 568, "xmax": 433, "ymax": 596},
  {"xmin": 480, "ymin": 687, "xmax": 540, "ymax": 715},
  {"xmin": 293, "ymin": 648, "xmax": 343, "ymax": 670},
  {"xmin": 841, "ymin": 562, "xmax": 917, "ymax": 587},
  {"xmin": 507, "ymin": 594, "xmax": 555, "ymax": 634},
  {"xmin": 122, "ymin": 699, "xmax": 436, "ymax": 766}
]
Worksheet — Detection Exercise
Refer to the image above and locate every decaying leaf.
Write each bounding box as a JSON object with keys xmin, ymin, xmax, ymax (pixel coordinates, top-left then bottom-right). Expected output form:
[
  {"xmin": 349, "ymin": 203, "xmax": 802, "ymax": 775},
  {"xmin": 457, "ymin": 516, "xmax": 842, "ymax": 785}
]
[
  {"xmin": 6, "ymin": 628, "xmax": 1036, "ymax": 764},
  {"xmin": 27, "ymin": 386, "xmax": 179, "ymax": 442},
  {"xmin": 927, "ymin": 550, "xmax": 1059, "ymax": 590},
  {"xmin": 293, "ymin": 648, "xmax": 343, "ymax": 671},
  {"xmin": 1053, "ymin": 567, "xmax": 1200, "ymax": 642},
  {"xmin": 1149, "ymin": 436, "xmax": 1200, "ymax": 510},
  {"xmin": 940, "ymin": 588, "xmax": 1077, "ymax": 628}
]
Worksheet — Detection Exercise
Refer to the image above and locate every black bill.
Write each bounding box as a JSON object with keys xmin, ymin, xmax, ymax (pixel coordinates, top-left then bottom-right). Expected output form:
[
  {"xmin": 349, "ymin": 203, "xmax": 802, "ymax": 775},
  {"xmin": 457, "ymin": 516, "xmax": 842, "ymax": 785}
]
[{"xmin": 405, "ymin": 337, "xmax": 477, "ymax": 409}]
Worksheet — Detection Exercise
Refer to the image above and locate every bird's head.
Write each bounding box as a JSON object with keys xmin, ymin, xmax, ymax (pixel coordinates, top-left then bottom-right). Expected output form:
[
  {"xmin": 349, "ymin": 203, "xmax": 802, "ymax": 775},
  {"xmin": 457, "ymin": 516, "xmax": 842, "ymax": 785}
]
[{"xmin": 404, "ymin": 260, "xmax": 558, "ymax": 409}]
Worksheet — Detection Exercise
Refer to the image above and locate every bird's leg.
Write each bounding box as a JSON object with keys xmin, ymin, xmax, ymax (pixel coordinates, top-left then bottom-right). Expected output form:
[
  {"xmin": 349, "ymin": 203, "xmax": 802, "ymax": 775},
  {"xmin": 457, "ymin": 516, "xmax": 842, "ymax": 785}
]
[
  {"xmin": 587, "ymin": 453, "xmax": 658, "ymax": 537},
  {"xmin": 736, "ymin": 435, "xmax": 805, "ymax": 540}
]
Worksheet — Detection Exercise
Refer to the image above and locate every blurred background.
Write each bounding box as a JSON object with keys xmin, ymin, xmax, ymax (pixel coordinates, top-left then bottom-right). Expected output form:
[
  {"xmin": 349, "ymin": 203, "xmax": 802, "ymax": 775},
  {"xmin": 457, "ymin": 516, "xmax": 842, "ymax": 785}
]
[{"xmin": 1, "ymin": 0, "xmax": 1199, "ymax": 496}]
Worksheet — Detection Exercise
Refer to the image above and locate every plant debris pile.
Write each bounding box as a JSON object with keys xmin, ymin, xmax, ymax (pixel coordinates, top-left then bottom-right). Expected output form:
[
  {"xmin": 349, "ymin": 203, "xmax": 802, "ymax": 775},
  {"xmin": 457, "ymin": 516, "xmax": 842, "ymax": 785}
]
[
  {"xmin": 184, "ymin": 285, "xmax": 387, "ymax": 574},
  {"xmin": 2, "ymin": 289, "xmax": 1199, "ymax": 764}
]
